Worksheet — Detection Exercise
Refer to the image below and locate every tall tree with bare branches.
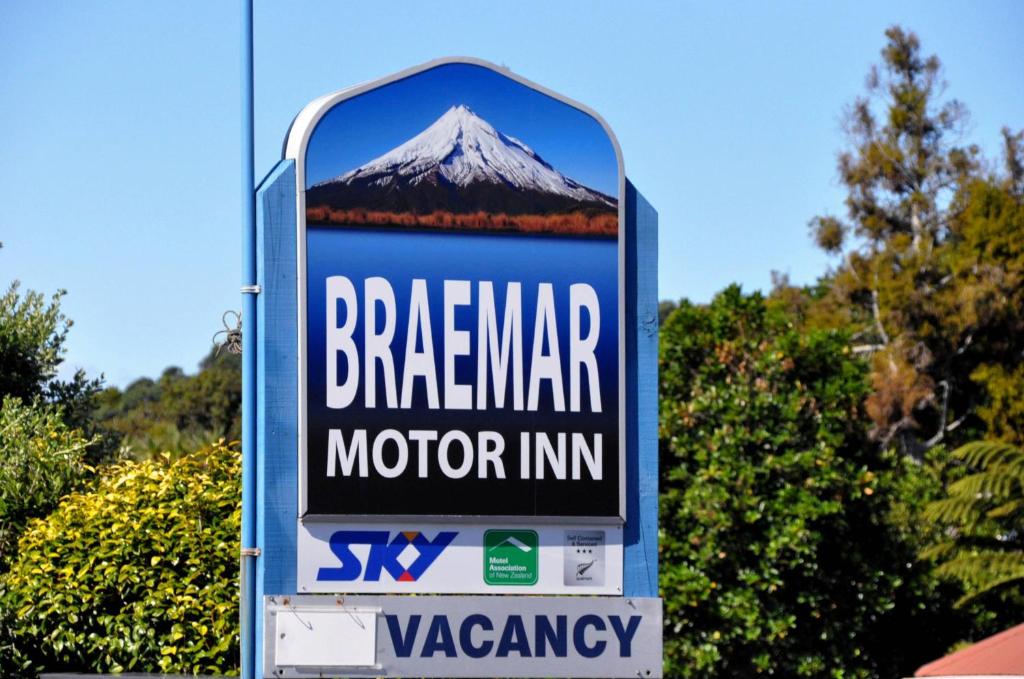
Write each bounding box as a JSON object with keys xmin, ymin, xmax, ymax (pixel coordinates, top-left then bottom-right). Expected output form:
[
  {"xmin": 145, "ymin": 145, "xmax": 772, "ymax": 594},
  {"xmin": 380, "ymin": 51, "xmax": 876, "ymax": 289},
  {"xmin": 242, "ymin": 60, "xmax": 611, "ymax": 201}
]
[{"xmin": 802, "ymin": 27, "xmax": 1024, "ymax": 456}]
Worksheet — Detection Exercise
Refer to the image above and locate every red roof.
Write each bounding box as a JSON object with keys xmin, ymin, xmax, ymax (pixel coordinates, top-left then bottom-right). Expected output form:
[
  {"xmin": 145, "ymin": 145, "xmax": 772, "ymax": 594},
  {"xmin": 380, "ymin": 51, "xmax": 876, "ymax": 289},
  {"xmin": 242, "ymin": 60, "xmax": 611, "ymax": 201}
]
[{"xmin": 916, "ymin": 623, "xmax": 1024, "ymax": 676}]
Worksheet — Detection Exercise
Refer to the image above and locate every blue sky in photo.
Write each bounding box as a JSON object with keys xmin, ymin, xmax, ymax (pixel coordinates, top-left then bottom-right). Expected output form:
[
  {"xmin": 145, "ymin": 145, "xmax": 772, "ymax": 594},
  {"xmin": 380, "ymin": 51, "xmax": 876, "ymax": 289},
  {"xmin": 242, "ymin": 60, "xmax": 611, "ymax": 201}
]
[
  {"xmin": 0, "ymin": 1, "xmax": 1020, "ymax": 386},
  {"xmin": 305, "ymin": 63, "xmax": 619, "ymax": 195}
]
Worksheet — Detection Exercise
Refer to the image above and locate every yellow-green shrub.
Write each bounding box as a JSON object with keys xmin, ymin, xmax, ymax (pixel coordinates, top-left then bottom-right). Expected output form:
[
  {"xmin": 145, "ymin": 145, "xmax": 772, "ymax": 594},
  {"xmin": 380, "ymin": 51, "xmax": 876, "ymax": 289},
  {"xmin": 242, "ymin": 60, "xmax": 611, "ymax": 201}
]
[
  {"xmin": 0, "ymin": 440, "xmax": 240, "ymax": 676},
  {"xmin": 0, "ymin": 396, "xmax": 96, "ymax": 569}
]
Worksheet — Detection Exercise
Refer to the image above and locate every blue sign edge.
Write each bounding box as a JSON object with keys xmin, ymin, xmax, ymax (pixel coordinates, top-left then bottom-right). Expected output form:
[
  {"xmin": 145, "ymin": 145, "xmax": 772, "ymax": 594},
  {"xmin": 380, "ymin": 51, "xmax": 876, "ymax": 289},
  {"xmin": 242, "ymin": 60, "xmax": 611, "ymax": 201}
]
[{"xmin": 253, "ymin": 160, "xmax": 658, "ymax": 678}]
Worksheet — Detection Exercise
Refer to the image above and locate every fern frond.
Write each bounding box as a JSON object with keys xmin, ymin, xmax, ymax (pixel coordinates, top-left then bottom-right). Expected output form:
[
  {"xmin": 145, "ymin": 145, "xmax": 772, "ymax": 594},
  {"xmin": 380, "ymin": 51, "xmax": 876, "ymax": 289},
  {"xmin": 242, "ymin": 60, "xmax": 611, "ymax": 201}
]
[
  {"xmin": 920, "ymin": 541, "xmax": 958, "ymax": 561},
  {"xmin": 987, "ymin": 498, "xmax": 1024, "ymax": 520},
  {"xmin": 953, "ymin": 441, "xmax": 1024, "ymax": 470},
  {"xmin": 924, "ymin": 496, "xmax": 990, "ymax": 524},
  {"xmin": 947, "ymin": 466, "xmax": 1024, "ymax": 500},
  {"xmin": 926, "ymin": 441, "xmax": 1024, "ymax": 602},
  {"xmin": 934, "ymin": 550, "xmax": 1024, "ymax": 588},
  {"xmin": 954, "ymin": 568, "xmax": 1024, "ymax": 607}
]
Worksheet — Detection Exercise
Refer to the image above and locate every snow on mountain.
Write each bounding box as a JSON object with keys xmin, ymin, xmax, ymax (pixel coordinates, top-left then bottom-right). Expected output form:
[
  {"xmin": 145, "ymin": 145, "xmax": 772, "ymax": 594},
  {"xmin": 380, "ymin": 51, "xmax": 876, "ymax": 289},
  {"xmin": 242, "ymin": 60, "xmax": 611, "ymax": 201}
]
[{"xmin": 314, "ymin": 105, "xmax": 615, "ymax": 207}]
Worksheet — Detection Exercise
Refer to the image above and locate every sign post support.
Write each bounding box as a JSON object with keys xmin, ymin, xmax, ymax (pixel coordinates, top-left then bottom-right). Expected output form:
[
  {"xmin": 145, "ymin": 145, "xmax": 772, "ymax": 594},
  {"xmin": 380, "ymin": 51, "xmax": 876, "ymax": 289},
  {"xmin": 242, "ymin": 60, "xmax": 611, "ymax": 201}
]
[
  {"xmin": 239, "ymin": 1, "xmax": 258, "ymax": 677},
  {"xmin": 250, "ymin": 58, "xmax": 659, "ymax": 677}
]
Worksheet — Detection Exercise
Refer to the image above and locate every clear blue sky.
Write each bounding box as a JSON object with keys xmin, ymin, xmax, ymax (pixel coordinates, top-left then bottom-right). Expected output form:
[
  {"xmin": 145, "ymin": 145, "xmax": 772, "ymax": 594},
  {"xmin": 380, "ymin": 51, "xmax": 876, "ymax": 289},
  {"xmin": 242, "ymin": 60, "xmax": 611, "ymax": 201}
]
[{"xmin": 1, "ymin": 1, "xmax": 1021, "ymax": 388}]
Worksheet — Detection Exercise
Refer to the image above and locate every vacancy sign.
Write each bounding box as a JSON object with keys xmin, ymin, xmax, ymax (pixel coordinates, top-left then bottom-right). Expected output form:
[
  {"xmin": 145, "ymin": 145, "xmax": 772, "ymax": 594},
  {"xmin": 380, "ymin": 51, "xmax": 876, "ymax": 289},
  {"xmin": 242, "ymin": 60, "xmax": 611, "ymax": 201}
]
[{"xmin": 264, "ymin": 595, "xmax": 662, "ymax": 679}]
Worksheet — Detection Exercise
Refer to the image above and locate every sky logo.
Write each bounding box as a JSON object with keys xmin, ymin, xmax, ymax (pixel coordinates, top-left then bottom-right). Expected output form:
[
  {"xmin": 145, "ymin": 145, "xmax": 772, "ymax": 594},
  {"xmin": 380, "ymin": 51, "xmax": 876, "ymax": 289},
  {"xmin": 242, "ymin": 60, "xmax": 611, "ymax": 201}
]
[{"xmin": 317, "ymin": 530, "xmax": 458, "ymax": 582}]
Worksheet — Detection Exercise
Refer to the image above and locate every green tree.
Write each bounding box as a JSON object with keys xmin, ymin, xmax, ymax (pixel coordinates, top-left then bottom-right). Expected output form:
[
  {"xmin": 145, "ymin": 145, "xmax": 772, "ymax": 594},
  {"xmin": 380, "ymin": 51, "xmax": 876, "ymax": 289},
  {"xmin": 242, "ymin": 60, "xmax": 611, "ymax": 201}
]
[
  {"xmin": 947, "ymin": 172, "xmax": 1024, "ymax": 447},
  {"xmin": 801, "ymin": 26, "xmax": 1024, "ymax": 456},
  {"xmin": 95, "ymin": 348, "xmax": 241, "ymax": 458},
  {"xmin": 0, "ymin": 280, "xmax": 112, "ymax": 462},
  {"xmin": 160, "ymin": 349, "xmax": 242, "ymax": 441},
  {"xmin": 0, "ymin": 283, "xmax": 70, "ymax": 403},
  {"xmin": 659, "ymin": 287, "xmax": 967, "ymax": 678},
  {"xmin": 659, "ymin": 300, "xmax": 680, "ymax": 326},
  {"xmin": 0, "ymin": 283, "xmax": 103, "ymax": 430}
]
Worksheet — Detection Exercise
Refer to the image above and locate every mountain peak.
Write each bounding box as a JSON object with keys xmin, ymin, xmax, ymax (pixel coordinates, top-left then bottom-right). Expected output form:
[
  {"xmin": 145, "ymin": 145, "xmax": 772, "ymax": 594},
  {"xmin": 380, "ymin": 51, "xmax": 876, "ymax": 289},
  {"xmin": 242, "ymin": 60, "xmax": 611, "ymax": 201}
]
[
  {"xmin": 443, "ymin": 103, "xmax": 476, "ymax": 117},
  {"xmin": 319, "ymin": 106, "xmax": 614, "ymax": 207},
  {"xmin": 423, "ymin": 104, "xmax": 505, "ymax": 149}
]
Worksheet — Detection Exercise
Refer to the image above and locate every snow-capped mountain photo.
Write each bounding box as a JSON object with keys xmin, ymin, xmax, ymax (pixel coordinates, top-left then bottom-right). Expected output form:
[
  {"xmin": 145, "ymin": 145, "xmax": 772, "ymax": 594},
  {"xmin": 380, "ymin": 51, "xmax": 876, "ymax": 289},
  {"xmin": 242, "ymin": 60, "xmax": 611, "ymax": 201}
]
[{"xmin": 305, "ymin": 105, "xmax": 617, "ymax": 237}]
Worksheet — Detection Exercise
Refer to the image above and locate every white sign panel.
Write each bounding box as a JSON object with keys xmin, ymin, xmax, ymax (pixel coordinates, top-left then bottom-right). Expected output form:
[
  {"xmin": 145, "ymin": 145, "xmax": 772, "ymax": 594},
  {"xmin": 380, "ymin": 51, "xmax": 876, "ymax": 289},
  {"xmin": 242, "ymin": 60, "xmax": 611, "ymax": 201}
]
[
  {"xmin": 275, "ymin": 607, "xmax": 378, "ymax": 669},
  {"xmin": 265, "ymin": 595, "xmax": 662, "ymax": 678},
  {"xmin": 297, "ymin": 521, "xmax": 623, "ymax": 594}
]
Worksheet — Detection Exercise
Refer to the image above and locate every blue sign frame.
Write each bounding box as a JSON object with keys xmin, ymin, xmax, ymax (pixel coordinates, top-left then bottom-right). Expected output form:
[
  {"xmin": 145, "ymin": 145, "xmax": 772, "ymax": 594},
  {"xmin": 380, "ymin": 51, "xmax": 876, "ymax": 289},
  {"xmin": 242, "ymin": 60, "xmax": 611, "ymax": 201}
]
[{"xmin": 251, "ymin": 59, "xmax": 658, "ymax": 678}]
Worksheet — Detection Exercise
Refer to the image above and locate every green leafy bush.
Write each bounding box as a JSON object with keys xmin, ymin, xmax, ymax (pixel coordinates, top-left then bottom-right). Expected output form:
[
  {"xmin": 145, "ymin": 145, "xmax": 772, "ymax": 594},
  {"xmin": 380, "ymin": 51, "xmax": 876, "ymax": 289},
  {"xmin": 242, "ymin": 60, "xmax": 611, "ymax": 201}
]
[
  {"xmin": 0, "ymin": 440, "xmax": 240, "ymax": 675},
  {"xmin": 0, "ymin": 283, "xmax": 106, "ymax": 460},
  {"xmin": 659, "ymin": 287, "xmax": 966, "ymax": 678},
  {"xmin": 0, "ymin": 283, "xmax": 69, "ymax": 403},
  {"xmin": 0, "ymin": 396, "xmax": 96, "ymax": 568}
]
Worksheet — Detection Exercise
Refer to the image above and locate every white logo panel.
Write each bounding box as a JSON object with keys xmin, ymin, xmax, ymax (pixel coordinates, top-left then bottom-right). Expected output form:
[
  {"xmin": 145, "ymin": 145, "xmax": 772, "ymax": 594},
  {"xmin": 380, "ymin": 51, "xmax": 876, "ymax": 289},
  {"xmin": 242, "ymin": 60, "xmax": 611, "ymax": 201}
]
[{"xmin": 297, "ymin": 521, "xmax": 622, "ymax": 595}]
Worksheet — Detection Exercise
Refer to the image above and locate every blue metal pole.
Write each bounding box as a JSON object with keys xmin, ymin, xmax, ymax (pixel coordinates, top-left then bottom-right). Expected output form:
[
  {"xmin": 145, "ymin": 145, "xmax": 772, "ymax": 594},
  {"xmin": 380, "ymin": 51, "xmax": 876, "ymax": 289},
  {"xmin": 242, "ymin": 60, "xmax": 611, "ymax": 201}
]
[{"xmin": 239, "ymin": 0, "xmax": 257, "ymax": 677}]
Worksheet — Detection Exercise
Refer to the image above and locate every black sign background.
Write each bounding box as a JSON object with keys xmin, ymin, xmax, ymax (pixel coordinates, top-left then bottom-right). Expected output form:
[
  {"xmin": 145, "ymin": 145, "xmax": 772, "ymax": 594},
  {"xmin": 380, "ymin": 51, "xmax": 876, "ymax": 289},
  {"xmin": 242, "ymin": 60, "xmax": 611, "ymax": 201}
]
[{"xmin": 303, "ymin": 225, "xmax": 621, "ymax": 518}]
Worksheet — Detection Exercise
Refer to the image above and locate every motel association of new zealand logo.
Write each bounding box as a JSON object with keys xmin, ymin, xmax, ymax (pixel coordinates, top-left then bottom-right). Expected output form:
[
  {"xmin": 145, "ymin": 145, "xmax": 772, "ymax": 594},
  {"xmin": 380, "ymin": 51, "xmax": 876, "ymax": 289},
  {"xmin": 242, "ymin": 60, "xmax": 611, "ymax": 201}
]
[{"xmin": 484, "ymin": 529, "xmax": 539, "ymax": 585}]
